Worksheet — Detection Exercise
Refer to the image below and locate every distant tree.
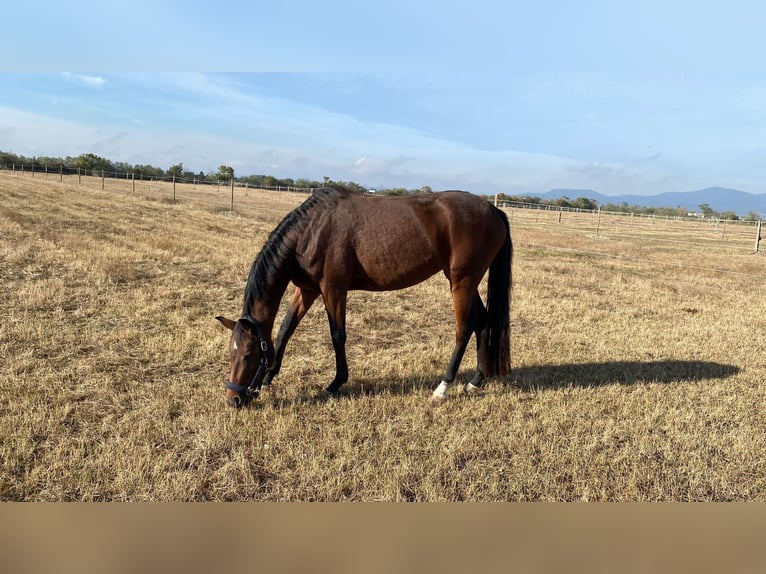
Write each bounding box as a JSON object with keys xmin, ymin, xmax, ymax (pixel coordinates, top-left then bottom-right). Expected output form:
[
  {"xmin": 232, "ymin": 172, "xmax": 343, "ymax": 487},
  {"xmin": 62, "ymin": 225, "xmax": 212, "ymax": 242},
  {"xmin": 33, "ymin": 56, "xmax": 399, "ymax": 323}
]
[
  {"xmin": 294, "ymin": 178, "xmax": 321, "ymax": 189},
  {"xmin": 744, "ymin": 211, "xmax": 761, "ymax": 222},
  {"xmin": 133, "ymin": 164, "xmax": 164, "ymax": 178},
  {"xmin": 240, "ymin": 174, "xmax": 265, "ymax": 186},
  {"xmin": 216, "ymin": 165, "xmax": 235, "ymax": 181},
  {"xmin": 572, "ymin": 197, "xmax": 598, "ymax": 210},
  {"xmin": 113, "ymin": 161, "xmax": 134, "ymax": 175},
  {"xmin": 379, "ymin": 187, "xmax": 409, "ymax": 196},
  {"xmin": 333, "ymin": 180, "xmax": 366, "ymax": 193},
  {"xmin": 513, "ymin": 195, "xmax": 542, "ymax": 205},
  {"xmin": 166, "ymin": 162, "xmax": 184, "ymax": 178},
  {"xmin": 262, "ymin": 175, "xmax": 278, "ymax": 188},
  {"xmin": 36, "ymin": 155, "xmax": 66, "ymax": 169},
  {"xmin": 720, "ymin": 211, "xmax": 739, "ymax": 221},
  {"xmin": 698, "ymin": 203, "xmax": 716, "ymax": 218},
  {"xmin": 75, "ymin": 153, "xmax": 114, "ymax": 174},
  {"xmin": 0, "ymin": 150, "xmax": 18, "ymax": 165}
]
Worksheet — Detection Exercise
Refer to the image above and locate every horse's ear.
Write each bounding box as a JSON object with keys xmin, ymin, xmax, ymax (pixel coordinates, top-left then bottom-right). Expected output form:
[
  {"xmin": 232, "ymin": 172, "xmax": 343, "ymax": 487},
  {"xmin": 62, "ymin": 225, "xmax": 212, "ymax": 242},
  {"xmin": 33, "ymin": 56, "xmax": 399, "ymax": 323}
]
[{"xmin": 215, "ymin": 316, "xmax": 237, "ymax": 331}]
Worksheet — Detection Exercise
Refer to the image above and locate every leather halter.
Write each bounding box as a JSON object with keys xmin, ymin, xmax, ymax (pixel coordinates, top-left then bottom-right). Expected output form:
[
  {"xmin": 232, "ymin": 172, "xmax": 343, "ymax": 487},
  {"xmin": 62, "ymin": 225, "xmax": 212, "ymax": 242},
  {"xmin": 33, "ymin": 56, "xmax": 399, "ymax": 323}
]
[{"xmin": 225, "ymin": 320, "xmax": 269, "ymax": 398}]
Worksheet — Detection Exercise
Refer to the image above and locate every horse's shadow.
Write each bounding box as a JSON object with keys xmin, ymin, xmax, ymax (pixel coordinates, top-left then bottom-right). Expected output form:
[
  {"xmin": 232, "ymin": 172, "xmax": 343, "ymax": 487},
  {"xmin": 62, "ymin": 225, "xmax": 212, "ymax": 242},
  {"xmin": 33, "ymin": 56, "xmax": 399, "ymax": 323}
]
[
  {"xmin": 331, "ymin": 359, "xmax": 741, "ymax": 399},
  {"xmin": 505, "ymin": 359, "xmax": 740, "ymax": 392},
  {"xmin": 255, "ymin": 359, "xmax": 740, "ymax": 408}
]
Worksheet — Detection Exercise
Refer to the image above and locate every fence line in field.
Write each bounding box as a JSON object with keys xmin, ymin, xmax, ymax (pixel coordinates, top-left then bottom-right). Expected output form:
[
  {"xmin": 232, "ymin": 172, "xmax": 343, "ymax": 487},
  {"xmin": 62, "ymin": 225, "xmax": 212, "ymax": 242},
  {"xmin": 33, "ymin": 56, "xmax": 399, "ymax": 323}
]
[
  {"xmin": 501, "ymin": 198, "xmax": 761, "ymax": 226},
  {"xmin": 503, "ymin": 202, "xmax": 763, "ymax": 255},
  {"xmin": 0, "ymin": 162, "xmax": 316, "ymax": 195},
  {"xmin": 3, "ymin": 163, "xmax": 763, "ymax": 257}
]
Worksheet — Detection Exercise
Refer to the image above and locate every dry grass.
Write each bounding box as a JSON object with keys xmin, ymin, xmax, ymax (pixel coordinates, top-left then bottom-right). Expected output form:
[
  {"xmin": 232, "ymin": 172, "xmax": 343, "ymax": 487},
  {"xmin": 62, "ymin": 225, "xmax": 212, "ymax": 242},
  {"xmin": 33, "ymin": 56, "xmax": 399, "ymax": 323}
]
[{"xmin": 2, "ymin": 172, "xmax": 766, "ymax": 501}]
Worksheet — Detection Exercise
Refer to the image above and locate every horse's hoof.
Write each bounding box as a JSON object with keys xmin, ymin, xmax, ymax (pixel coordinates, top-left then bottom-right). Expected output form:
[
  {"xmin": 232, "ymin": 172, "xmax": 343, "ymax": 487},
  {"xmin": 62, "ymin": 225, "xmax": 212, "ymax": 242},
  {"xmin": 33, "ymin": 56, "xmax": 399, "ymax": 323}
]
[
  {"xmin": 429, "ymin": 393, "xmax": 447, "ymax": 404},
  {"xmin": 321, "ymin": 389, "xmax": 338, "ymax": 401},
  {"xmin": 463, "ymin": 382, "xmax": 481, "ymax": 394},
  {"xmin": 430, "ymin": 380, "xmax": 451, "ymax": 402}
]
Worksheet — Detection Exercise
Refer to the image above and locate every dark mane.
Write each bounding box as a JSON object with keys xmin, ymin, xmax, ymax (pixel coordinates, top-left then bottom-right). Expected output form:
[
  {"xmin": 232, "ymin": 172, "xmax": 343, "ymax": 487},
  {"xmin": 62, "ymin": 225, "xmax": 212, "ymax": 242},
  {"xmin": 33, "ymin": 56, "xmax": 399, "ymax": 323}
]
[{"xmin": 241, "ymin": 186, "xmax": 352, "ymax": 316}]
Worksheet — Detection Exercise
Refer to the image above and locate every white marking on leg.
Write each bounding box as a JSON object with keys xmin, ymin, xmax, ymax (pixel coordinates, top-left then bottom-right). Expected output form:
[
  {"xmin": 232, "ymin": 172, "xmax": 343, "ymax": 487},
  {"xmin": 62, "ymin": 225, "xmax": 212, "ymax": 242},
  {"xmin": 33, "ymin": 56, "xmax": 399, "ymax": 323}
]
[
  {"xmin": 431, "ymin": 380, "xmax": 451, "ymax": 400},
  {"xmin": 464, "ymin": 382, "xmax": 480, "ymax": 393},
  {"xmin": 233, "ymin": 342, "xmax": 238, "ymax": 351}
]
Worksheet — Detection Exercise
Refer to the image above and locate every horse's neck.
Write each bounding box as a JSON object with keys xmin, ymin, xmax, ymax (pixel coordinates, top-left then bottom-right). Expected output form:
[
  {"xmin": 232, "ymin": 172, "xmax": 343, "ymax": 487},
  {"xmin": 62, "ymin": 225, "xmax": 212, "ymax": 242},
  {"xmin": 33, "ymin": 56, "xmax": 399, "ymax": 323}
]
[
  {"xmin": 244, "ymin": 266, "xmax": 292, "ymax": 336},
  {"xmin": 243, "ymin": 208, "xmax": 307, "ymax": 332}
]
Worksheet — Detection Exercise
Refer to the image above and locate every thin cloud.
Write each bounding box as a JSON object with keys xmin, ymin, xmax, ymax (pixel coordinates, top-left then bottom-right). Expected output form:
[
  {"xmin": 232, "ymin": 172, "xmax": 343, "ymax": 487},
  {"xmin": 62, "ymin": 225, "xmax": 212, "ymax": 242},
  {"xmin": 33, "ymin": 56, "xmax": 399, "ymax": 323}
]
[{"xmin": 61, "ymin": 72, "xmax": 107, "ymax": 89}]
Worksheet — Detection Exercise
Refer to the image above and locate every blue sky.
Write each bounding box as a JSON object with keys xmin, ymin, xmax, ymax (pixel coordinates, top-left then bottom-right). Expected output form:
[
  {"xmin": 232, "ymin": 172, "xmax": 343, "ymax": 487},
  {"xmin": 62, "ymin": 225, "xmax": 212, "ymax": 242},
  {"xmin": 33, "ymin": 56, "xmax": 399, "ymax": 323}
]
[{"xmin": 3, "ymin": 2, "xmax": 766, "ymax": 196}]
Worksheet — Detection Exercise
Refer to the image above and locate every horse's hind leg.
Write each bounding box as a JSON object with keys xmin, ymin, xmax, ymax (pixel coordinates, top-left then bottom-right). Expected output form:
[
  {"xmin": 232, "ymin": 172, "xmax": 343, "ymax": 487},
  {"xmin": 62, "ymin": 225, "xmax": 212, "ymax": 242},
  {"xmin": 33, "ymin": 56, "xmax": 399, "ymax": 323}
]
[
  {"xmin": 432, "ymin": 284, "xmax": 480, "ymax": 400},
  {"xmin": 465, "ymin": 293, "xmax": 488, "ymax": 393}
]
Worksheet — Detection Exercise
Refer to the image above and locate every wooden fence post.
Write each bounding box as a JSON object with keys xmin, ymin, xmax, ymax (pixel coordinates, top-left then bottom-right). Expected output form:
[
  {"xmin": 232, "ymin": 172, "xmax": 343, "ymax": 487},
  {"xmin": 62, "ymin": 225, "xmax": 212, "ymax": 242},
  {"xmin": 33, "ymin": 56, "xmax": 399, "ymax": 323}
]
[
  {"xmin": 230, "ymin": 178, "xmax": 234, "ymax": 211},
  {"xmin": 173, "ymin": 174, "xmax": 176, "ymax": 202},
  {"xmin": 101, "ymin": 170, "xmax": 105, "ymax": 191},
  {"xmin": 755, "ymin": 220, "xmax": 762, "ymax": 254},
  {"xmin": 596, "ymin": 208, "xmax": 602, "ymax": 237}
]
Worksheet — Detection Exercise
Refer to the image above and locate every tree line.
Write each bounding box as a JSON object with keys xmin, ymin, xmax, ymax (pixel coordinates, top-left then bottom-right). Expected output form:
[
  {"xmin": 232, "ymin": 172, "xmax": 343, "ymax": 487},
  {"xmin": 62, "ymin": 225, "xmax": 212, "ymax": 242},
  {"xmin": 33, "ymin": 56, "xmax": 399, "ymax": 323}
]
[
  {"xmin": 496, "ymin": 193, "xmax": 760, "ymax": 222},
  {"xmin": 0, "ymin": 150, "xmax": 428, "ymax": 196},
  {"xmin": 3, "ymin": 149, "xmax": 756, "ymax": 219}
]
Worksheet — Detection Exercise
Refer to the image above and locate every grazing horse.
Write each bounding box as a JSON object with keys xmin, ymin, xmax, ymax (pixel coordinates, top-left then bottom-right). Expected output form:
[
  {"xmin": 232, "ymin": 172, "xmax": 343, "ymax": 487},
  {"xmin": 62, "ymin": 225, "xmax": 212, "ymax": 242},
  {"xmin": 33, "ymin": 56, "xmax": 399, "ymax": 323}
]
[{"xmin": 216, "ymin": 186, "xmax": 512, "ymax": 408}]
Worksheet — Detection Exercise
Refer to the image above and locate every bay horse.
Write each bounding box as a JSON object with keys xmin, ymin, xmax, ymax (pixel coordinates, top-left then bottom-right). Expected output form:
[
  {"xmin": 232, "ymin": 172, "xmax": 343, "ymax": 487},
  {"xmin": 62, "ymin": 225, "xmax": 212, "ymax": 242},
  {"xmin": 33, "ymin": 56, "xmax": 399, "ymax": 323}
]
[{"xmin": 216, "ymin": 186, "xmax": 512, "ymax": 407}]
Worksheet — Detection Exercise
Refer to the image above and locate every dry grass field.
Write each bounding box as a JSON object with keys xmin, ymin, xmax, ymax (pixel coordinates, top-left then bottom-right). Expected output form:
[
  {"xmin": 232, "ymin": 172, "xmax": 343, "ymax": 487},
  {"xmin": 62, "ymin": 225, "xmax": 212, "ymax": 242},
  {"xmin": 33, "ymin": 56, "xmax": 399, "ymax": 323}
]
[{"xmin": 2, "ymin": 172, "xmax": 766, "ymax": 501}]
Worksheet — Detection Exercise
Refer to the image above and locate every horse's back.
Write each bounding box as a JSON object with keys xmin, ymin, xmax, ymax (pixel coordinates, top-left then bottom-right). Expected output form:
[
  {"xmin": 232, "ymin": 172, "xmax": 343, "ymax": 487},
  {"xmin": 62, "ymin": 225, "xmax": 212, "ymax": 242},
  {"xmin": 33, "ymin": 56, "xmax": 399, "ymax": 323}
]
[{"xmin": 298, "ymin": 189, "xmax": 507, "ymax": 291}]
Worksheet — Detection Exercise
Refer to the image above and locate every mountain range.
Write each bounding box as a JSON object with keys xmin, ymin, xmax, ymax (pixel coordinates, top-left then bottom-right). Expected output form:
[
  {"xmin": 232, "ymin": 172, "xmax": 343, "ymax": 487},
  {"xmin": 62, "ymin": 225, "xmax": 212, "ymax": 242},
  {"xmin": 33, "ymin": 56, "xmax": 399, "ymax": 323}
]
[{"xmin": 531, "ymin": 187, "xmax": 766, "ymax": 216}]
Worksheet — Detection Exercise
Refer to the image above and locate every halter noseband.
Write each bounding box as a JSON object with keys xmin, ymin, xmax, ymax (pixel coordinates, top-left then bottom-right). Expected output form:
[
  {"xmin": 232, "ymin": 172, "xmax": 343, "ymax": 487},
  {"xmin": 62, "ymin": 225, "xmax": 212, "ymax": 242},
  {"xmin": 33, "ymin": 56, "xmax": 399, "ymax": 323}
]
[{"xmin": 225, "ymin": 320, "xmax": 269, "ymax": 399}]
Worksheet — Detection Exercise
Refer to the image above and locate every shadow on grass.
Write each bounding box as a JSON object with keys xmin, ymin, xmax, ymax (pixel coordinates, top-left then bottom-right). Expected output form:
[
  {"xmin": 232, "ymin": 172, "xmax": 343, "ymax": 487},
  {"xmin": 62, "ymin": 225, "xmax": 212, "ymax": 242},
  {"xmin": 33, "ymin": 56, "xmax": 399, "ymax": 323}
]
[
  {"xmin": 508, "ymin": 359, "xmax": 740, "ymax": 392},
  {"xmin": 254, "ymin": 360, "xmax": 741, "ymax": 407}
]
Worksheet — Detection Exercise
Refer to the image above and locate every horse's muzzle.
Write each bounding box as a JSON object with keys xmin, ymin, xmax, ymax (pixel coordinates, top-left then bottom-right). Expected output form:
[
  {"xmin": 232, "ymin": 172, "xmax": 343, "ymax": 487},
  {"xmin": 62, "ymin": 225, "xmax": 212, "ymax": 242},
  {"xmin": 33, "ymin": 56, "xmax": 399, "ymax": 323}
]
[
  {"xmin": 227, "ymin": 394, "xmax": 244, "ymax": 408},
  {"xmin": 225, "ymin": 386, "xmax": 260, "ymax": 408}
]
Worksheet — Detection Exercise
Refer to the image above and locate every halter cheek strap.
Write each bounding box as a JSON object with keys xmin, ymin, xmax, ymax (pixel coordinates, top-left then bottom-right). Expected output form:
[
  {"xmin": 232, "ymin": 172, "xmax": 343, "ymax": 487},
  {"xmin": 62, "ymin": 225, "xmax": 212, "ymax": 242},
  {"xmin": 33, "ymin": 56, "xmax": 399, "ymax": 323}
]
[{"xmin": 226, "ymin": 336, "xmax": 269, "ymax": 397}]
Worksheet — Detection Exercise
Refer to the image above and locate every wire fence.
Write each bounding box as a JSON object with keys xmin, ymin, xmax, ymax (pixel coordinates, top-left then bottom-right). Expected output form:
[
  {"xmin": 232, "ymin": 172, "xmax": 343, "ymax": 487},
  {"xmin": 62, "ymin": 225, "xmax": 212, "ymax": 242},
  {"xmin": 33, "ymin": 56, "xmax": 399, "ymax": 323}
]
[
  {"xmin": 501, "ymin": 200, "xmax": 763, "ymax": 256},
  {"xmin": 0, "ymin": 162, "xmax": 320, "ymax": 220},
  {"xmin": 0, "ymin": 162, "xmax": 318, "ymax": 194},
  {"xmin": 501, "ymin": 202, "xmax": 766, "ymax": 282},
  {"xmin": 501, "ymin": 198, "xmax": 761, "ymax": 228},
  {"xmin": 3, "ymin": 161, "xmax": 764, "ymax": 263}
]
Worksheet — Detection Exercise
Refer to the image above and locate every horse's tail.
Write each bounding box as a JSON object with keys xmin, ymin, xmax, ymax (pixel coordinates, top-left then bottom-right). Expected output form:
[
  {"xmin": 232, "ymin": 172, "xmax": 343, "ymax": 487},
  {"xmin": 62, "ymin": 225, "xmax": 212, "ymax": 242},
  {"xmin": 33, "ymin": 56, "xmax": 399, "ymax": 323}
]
[{"xmin": 485, "ymin": 209, "xmax": 512, "ymax": 377}]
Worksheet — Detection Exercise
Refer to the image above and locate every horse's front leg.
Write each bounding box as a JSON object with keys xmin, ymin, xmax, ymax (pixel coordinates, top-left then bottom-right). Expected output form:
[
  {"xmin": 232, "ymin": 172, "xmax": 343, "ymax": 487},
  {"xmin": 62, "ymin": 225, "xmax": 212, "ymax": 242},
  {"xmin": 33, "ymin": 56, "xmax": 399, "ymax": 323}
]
[
  {"xmin": 263, "ymin": 286, "xmax": 318, "ymax": 387},
  {"xmin": 322, "ymin": 288, "xmax": 349, "ymax": 397}
]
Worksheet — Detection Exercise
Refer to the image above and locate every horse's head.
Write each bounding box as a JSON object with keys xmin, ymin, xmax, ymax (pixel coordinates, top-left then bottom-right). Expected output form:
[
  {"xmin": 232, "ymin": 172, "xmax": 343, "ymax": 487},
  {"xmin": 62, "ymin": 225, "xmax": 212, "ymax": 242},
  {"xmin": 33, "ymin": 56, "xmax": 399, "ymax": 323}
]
[{"xmin": 215, "ymin": 316, "xmax": 271, "ymax": 408}]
